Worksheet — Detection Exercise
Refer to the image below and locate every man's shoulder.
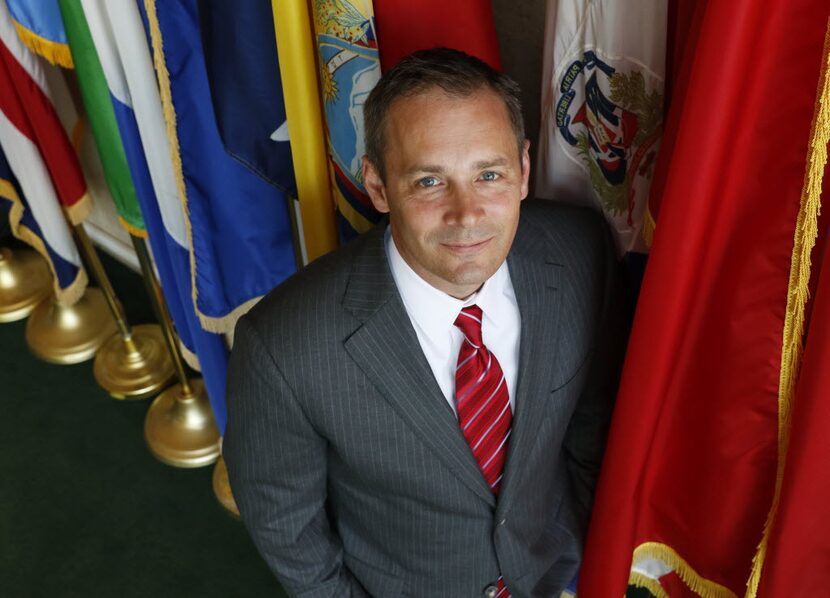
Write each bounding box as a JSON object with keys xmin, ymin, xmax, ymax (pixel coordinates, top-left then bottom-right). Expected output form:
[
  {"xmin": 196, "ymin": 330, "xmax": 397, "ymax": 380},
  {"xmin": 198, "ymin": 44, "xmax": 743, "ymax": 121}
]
[
  {"xmin": 517, "ymin": 199, "xmax": 611, "ymax": 266},
  {"xmin": 240, "ymin": 227, "xmax": 382, "ymax": 334}
]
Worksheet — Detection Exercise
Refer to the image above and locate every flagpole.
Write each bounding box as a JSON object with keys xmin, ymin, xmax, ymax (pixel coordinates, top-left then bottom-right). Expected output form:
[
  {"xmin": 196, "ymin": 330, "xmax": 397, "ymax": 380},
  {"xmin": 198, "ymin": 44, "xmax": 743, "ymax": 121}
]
[
  {"xmin": 130, "ymin": 237, "xmax": 190, "ymax": 391},
  {"xmin": 132, "ymin": 236, "xmax": 221, "ymax": 468},
  {"xmin": 271, "ymin": 0, "xmax": 338, "ymax": 262},
  {"xmin": 72, "ymin": 223, "xmax": 174, "ymax": 399}
]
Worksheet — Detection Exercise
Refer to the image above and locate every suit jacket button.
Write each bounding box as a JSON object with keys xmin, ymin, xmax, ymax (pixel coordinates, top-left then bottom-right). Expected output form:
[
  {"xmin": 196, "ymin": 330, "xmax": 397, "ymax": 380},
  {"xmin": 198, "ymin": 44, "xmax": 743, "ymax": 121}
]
[{"xmin": 483, "ymin": 584, "xmax": 499, "ymax": 598}]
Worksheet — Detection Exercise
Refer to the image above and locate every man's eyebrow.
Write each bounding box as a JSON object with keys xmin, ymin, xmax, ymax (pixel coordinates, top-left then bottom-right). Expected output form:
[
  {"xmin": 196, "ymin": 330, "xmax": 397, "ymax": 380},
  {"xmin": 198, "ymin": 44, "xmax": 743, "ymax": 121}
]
[
  {"xmin": 473, "ymin": 157, "xmax": 510, "ymax": 170},
  {"xmin": 405, "ymin": 164, "xmax": 446, "ymax": 176},
  {"xmin": 405, "ymin": 157, "xmax": 512, "ymax": 176}
]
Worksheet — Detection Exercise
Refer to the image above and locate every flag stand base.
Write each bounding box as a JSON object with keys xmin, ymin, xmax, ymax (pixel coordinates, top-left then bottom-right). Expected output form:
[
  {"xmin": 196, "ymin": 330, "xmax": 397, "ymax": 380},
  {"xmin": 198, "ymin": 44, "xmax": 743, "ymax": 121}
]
[
  {"xmin": 0, "ymin": 248, "xmax": 51, "ymax": 323},
  {"xmin": 93, "ymin": 324, "xmax": 176, "ymax": 400},
  {"xmin": 212, "ymin": 456, "xmax": 240, "ymax": 517},
  {"xmin": 25, "ymin": 288, "xmax": 118, "ymax": 364},
  {"xmin": 144, "ymin": 378, "xmax": 221, "ymax": 468}
]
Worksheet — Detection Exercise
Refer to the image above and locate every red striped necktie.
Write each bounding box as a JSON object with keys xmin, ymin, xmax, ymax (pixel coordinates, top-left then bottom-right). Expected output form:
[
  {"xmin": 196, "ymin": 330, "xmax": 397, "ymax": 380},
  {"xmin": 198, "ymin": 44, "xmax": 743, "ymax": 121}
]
[{"xmin": 454, "ymin": 305, "xmax": 512, "ymax": 597}]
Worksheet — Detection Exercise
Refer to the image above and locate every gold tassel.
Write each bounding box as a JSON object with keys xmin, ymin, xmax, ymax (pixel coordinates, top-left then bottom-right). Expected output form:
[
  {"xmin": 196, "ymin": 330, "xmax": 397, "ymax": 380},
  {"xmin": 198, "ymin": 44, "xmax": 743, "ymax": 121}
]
[{"xmin": 745, "ymin": 16, "xmax": 830, "ymax": 597}]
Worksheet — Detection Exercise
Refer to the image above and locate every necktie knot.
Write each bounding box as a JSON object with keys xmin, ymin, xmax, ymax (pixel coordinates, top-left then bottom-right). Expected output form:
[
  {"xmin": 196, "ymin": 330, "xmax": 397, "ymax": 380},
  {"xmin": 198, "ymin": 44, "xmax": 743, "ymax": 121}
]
[{"xmin": 454, "ymin": 305, "xmax": 484, "ymax": 347}]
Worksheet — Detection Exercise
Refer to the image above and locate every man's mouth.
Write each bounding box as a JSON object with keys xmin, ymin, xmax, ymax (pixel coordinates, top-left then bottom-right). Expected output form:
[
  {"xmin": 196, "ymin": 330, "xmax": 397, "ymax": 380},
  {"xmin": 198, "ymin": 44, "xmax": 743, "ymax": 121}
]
[{"xmin": 441, "ymin": 238, "xmax": 493, "ymax": 253}]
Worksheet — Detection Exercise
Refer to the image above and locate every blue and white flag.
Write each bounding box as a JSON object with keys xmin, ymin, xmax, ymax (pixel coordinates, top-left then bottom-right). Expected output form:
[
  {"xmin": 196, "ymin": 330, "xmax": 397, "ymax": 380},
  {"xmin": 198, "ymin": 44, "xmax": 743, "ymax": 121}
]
[
  {"xmin": 141, "ymin": 0, "xmax": 297, "ymax": 335},
  {"xmin": 84, "ymin": 0, "xmax": 230, "ymax": 431}
]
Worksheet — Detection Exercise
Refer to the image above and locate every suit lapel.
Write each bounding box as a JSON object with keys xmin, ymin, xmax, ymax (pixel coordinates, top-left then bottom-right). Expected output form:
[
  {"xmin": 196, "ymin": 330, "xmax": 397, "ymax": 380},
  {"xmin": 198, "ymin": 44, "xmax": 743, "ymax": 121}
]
[
  {"xmin": 342, "ymin": 225, "xmax": 496, "ymax": 506},
  {"xmin": 497, "ymin": 220, "xmax": 563, "ymax": 517}
]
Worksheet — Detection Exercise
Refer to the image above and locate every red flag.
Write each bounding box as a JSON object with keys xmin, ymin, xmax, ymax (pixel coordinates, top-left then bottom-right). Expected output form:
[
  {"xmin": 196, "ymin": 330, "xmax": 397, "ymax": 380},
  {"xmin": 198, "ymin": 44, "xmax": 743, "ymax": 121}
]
[
  {"xmin": 0, "ymin": 0, "xmax": 89, "ymax": 225},
  {"xmin": 579, "ymin": 1, "xmax": 830, "ymax": 595},
  {"xmin": 644, "ymin": 0, "xmax": 703, "ymax": 239},
  {"xmin": 758, "ymin": 171, "xmax": 830, "ymax": 594},
  {"xmin": 373, "ymin": 0, "xmax": 501, "ymax": 72}
]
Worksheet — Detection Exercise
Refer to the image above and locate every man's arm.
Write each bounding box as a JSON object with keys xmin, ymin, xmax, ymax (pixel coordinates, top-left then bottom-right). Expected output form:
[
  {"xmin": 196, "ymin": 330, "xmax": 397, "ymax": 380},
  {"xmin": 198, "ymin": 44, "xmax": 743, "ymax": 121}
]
[
  {"xmin": 561, "ymin": 218, "xmax": 629, "ymax": 534},
  {"xmin": 224, "ymin": 317, "xmax": 368, "ymax": 598}
]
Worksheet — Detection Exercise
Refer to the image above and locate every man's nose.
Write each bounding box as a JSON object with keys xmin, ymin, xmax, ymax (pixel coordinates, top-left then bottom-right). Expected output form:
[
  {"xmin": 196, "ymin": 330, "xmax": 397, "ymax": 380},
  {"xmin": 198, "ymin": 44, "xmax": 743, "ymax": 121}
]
[{"xmin": 444, "ymin": 184, "xmax": 484, "ymax": 227}]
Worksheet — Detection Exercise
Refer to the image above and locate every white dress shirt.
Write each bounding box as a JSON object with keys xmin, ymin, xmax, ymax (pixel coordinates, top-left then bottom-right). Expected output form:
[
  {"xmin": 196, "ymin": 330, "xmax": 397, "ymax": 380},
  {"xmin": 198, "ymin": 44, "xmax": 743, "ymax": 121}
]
[{"xmin": 385, "ymin": 227, "xmax": 521, "ymax": 414}]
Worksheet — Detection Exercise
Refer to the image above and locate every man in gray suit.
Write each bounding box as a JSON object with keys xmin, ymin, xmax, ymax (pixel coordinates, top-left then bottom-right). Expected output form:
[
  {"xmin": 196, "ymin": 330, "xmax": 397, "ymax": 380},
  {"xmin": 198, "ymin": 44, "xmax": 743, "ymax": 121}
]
[{"xmin": 224, "ymin": 48, "xmax": 625, "ymax": 597}]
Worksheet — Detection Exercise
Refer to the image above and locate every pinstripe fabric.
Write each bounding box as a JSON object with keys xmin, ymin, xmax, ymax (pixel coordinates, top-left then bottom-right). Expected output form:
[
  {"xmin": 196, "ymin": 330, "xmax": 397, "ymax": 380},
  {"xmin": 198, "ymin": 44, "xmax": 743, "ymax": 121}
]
[{"xmin": 224, "ymin": 200, "xmax": 626, "ymax": 597}]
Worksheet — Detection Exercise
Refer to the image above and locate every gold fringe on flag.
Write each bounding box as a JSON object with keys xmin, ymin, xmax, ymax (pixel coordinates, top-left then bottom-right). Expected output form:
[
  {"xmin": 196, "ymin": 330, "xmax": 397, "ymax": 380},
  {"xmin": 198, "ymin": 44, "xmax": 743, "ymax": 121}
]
[
  {"xmin": 144, "ymin": 0, "xmax": 265, "ymax": 335},
  {"xmin": 117, "ymin": 216, "xmax": 148, "ymax": 239},
  {"xmin": 642, "ymin": 206, "xmax": 657, "ymax": 248},
  {"xmin": 629, "ymin": 571, "xmax": 669, "ymax": 598},
  {"xmin": 12, "ymin": 21, "xmax": 74, "ymax": 69},
  {"xmin": 0, "ymin": 177, "xmax": 87, "ymax": 305},
  {"xmin": 745, "ymin": 16, "xmax": 830, "ymax": 597},
  {"xmin": 631, "ymin": 542, "xmax": 737, "ymax": 598},
  {"xmin": 62, "ymin": 191, "xmax": 92, "ymax": 226}
]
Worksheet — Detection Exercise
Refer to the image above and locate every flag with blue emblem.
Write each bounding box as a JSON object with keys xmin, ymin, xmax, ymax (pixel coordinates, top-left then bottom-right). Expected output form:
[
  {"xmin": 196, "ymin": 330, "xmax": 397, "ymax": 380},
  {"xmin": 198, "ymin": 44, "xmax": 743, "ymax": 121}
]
[
  {"xmin": 59, "ymin": 0, "xmax": 232, "ymax": 430},
  {"xmin": 312, "ymin": 0, "xmax": 382, "ymax": 241},
  {"xmin": 536, "ymin": 0, "xmax": 667, "ymax": 257},
  {"xmin": 7, "ymin": 0, "xmax": 73, "ymax": 68}
]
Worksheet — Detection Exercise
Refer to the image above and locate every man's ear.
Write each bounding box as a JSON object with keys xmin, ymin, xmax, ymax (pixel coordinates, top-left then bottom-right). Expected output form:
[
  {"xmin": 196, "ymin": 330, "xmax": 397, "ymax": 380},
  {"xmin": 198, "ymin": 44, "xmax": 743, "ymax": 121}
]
[
  {"xmin": 362, "ymin": 156, "xmax": 390, "ymax": 213},
  {"xmin": 519, "ymin": 139, "xmax": 531, "ymax": 201}
]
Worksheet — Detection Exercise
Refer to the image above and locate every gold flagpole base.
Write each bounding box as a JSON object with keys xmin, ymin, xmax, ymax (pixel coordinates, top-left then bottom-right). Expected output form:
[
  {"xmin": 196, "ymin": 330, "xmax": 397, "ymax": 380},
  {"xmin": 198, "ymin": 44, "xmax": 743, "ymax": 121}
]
[
  {"xmin": 25, "ymin": 288, "xmax": 118, "ymax": 364},
  {"xmin": 93, "ymin": 324, "xmax": 176, "ymax": 400},
  {"xmin": 0, "ymin": 248, "xmax": 52, "ymax": 323},
  {"xmin": 144, "ymin": 378, "xmax": 221, "ymax": 468},
  {"xmin": 212, "ymin": 456, "xmax": 240, "ymax": 517}
]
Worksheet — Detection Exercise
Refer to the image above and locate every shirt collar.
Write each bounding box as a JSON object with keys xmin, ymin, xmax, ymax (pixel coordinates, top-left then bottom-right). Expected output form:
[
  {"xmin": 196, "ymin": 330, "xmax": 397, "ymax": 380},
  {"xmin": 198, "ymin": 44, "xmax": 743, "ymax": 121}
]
[{"xmin": 385, "ymin": 226, "xmax": 512, "ymax": 341}]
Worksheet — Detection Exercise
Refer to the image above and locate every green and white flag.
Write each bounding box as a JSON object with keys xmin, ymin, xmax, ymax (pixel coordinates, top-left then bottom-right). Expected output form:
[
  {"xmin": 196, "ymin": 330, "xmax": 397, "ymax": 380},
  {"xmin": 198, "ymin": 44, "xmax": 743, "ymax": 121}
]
[{"xmin": 58, "ymin": 0, "xmax": 145, "ymax": 235}]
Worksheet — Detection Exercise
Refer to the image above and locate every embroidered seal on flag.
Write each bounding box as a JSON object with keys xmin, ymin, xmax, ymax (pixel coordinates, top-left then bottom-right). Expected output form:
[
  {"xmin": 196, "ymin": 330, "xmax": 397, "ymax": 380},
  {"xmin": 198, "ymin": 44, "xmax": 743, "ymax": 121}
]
[
  {"xmin": 555, "ymin": 50, "xmax": 663, "ymax": 228},
  {"xmin": 313, "ymin": 0, "xmax": 382, "ymax": 237},
  {"xmin": 315, "ymin": 0, "xmax": 379, "ymax": 187}
]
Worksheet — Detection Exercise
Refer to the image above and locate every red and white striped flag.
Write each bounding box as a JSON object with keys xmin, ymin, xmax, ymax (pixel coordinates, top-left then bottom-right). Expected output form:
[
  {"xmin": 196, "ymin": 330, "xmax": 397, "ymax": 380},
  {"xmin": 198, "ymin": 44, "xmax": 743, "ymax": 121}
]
[
  {"xmin": 0, "ymin": 0, "xmax": 88, "ymax": 303},
  {"xmin": 0, "ymin": 0, "xmax": 90, "ymax": 224}
]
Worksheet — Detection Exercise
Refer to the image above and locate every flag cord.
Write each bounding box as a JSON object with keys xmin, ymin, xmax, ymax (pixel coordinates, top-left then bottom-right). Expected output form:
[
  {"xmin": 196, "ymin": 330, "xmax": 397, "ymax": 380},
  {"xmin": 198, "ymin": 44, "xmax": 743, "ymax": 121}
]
[{"xmin": 745, "ymin": 16, "xmax": 830, "ymax": 597}]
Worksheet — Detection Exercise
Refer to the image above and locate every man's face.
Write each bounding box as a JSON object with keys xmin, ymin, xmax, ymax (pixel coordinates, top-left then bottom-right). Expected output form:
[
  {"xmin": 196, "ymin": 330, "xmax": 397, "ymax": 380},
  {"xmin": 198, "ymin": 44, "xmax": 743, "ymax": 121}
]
[{"xmin": 363, "ymin": 87, "xmax": 530, "ymax": 299}]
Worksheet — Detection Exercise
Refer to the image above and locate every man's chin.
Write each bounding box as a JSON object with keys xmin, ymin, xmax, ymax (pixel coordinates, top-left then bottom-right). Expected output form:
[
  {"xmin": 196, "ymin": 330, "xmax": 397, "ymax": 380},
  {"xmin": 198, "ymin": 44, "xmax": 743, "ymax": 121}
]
[{"xmin": 444, "ymin": 265, "xmax": 499, "ymax": 292}]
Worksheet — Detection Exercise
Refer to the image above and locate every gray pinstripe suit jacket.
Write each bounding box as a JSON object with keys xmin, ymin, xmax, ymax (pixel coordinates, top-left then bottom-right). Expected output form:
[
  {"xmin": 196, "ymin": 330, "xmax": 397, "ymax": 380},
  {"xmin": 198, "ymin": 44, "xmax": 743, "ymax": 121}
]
[{"xmin": 224, "ymin": 200, "xmax": 625, "ymax": 598}]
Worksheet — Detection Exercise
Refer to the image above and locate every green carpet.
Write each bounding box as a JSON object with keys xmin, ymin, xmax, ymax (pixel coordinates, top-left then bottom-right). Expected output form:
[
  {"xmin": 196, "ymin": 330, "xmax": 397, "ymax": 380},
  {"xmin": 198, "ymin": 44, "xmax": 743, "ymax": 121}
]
[{"xmin": 0, "ymin": 247, "xmax": 286, "ymax": 598}]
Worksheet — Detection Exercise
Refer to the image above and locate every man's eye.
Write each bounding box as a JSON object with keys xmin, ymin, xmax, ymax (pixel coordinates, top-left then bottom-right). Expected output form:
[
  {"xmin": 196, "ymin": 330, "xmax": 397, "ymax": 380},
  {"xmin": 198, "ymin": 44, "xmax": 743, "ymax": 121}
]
[
  {"xmin": 417, "ymin": 176, "xmax": 439, "ymax": 188},
  {"xmin": 480, "ymin": 171, "xmax": 500, "ymax": 182}
]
